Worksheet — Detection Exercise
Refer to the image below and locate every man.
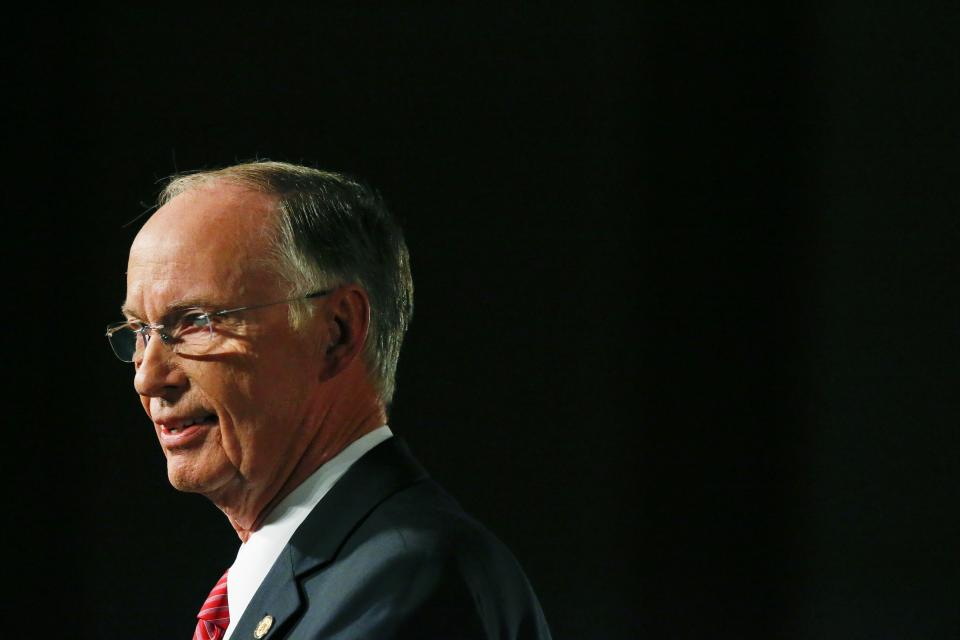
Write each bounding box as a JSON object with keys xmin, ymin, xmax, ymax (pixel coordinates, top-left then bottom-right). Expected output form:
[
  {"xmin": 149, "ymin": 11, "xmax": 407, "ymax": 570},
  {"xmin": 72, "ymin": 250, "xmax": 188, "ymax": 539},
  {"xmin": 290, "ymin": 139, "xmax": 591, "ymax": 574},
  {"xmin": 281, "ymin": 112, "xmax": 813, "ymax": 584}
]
[{"xmin": 107, "ymin": 162, "xmax": 552, "ymax": 639}]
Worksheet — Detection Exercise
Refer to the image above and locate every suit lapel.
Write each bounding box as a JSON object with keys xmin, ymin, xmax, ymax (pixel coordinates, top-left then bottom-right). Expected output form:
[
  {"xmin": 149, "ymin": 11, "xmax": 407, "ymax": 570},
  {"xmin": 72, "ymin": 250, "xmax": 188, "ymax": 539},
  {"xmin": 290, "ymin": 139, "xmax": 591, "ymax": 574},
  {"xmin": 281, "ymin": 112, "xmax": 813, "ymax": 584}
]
[
  {"xmin": 229, "ymin": 545, "xmax": 301, "ymax": 640},
  {"xmin": 288, "ymin": 436, "xmax": 429, "ymax": 576},
  {"xmin": 228, "ymin": 437, "xmax": 428, "ymax": 639}
]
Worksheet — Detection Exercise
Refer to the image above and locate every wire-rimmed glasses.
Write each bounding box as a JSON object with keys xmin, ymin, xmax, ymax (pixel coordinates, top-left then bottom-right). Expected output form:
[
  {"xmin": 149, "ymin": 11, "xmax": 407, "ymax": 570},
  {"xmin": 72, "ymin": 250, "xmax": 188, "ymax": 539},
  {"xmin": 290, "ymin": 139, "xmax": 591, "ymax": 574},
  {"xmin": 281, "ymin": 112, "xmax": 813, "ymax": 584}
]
[{"xmin": 105, "ymin": 290, "xmax": 332, "ymax": 362}]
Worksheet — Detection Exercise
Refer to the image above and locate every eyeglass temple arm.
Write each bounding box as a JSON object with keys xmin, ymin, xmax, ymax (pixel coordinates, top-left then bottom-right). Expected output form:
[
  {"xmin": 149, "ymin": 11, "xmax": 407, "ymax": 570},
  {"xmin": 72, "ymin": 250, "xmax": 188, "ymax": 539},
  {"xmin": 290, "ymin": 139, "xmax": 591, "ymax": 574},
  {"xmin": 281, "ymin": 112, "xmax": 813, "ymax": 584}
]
[{"xmin": 209, "ymin": 289, "xmax": 334, "ymax": 318}]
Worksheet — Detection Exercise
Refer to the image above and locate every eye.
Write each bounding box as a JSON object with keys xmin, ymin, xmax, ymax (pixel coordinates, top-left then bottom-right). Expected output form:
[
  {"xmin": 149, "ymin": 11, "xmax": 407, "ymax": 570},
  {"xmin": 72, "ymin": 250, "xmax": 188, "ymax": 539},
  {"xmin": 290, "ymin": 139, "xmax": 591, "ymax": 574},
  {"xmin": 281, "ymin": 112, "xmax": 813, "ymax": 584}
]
[{"xmin": 179, "ymin": 311, "xmax": 212, "ymax": 331}]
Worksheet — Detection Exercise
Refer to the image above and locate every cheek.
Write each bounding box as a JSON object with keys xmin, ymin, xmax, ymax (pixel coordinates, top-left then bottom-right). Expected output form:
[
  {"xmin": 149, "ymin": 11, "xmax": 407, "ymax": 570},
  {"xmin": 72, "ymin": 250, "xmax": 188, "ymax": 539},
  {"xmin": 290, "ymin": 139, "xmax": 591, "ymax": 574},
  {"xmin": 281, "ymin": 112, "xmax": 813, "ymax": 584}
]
[
  {"xmin": 240, "ymin": 368, "xmax": 312, "ymax": 448},
  {"xmin": 202, "ymin": 368, "xmax": 265, "ymax": 458},
  {"xmin": 196, "ymin": 341, "xmax": 316, "ymax": 458}
]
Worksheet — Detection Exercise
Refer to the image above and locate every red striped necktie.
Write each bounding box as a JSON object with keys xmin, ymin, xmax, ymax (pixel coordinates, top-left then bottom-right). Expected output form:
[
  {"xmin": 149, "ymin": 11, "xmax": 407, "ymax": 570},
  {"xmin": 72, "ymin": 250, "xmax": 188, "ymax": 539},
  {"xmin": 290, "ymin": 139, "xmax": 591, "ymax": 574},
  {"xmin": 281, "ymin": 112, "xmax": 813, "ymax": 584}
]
[{"xmin": 194, "ymin": 570, "xmax": 230, "ymax": 640}]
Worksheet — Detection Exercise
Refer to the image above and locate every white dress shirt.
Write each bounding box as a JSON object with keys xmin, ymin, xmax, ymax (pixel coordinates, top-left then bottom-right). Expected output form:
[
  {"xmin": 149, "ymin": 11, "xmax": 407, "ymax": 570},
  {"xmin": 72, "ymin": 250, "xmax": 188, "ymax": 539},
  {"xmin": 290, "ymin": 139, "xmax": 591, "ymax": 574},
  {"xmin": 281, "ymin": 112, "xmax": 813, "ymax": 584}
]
[{"xmin": 222, "ymin": 426, "xmax": 394, "ymax": 640}]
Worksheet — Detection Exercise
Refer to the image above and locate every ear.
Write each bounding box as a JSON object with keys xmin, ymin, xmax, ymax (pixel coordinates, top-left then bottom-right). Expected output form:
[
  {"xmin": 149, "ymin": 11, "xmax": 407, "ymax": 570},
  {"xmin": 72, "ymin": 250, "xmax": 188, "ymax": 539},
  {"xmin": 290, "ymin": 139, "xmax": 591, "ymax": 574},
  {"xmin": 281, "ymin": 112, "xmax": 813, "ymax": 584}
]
[{"xmin": 319, "ymin": 286, "xmax": 370, "ymax": 380}]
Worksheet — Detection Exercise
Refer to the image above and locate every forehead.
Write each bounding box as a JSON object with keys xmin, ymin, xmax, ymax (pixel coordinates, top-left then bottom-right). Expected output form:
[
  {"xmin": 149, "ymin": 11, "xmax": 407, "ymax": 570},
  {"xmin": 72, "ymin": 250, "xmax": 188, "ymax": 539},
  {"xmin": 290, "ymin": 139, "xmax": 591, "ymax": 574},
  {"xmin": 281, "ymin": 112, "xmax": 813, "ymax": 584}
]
[{"xmin": 124, "ymin": 182, "xmax": 282, "ymax": 316}]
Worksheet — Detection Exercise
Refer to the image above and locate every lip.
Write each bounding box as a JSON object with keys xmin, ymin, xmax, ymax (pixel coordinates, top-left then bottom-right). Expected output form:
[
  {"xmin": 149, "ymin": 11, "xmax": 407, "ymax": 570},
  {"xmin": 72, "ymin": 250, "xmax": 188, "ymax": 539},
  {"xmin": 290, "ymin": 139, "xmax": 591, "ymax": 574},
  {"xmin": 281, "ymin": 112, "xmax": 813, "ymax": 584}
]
[{"xmin": 158, "ymin": 423, "xmax": 215, "ymax": 448}]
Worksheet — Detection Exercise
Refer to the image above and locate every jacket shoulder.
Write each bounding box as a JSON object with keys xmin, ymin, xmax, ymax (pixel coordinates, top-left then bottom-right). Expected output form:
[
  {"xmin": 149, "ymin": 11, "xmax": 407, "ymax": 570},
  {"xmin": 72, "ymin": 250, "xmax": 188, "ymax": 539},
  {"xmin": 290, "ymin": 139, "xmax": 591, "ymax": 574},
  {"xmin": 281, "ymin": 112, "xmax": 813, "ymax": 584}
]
[{"xmin": 296, "ymin": 478, "xmax": 552, "ymax": 639}]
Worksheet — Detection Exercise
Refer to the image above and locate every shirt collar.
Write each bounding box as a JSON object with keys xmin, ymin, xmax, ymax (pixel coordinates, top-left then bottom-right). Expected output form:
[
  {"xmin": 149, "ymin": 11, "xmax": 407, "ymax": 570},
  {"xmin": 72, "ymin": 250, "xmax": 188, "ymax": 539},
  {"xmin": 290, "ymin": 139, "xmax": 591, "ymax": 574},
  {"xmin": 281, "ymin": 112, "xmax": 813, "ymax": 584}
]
[{"xmin": 222, "ymin": 425, "xmax": 394, "ymax": 640}]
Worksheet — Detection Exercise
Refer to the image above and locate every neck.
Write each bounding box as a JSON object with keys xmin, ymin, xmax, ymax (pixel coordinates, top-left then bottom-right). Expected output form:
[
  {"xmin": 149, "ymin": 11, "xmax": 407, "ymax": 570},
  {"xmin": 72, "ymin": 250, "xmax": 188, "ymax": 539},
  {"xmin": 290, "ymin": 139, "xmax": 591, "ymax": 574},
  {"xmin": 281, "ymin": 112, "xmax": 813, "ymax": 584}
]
[{"xmin": 215, "ymin": 379, "xmax": 387, "ymax": 542}]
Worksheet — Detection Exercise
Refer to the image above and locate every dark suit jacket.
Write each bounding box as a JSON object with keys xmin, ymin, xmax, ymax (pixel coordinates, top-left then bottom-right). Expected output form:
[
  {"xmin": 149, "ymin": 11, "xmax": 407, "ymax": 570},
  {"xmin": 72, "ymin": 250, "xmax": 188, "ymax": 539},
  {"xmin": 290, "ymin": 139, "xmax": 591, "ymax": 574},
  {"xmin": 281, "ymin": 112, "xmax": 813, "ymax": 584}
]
[{"xmin": 228, "ymin": 437, "xmax": 552, "ymax": 639}]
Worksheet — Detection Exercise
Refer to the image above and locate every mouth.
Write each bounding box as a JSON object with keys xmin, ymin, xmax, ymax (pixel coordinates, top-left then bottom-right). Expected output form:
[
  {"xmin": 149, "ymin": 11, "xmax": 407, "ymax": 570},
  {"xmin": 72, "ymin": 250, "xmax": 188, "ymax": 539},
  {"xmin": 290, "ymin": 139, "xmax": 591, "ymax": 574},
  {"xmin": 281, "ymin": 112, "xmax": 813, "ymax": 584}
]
[
  {"xmin": 163, "ymin": 413, "xmax": 218, "ymax": 434},
  {"xmin": 158, "ymin": 413, "xmax": 219, "ymax": 447}
]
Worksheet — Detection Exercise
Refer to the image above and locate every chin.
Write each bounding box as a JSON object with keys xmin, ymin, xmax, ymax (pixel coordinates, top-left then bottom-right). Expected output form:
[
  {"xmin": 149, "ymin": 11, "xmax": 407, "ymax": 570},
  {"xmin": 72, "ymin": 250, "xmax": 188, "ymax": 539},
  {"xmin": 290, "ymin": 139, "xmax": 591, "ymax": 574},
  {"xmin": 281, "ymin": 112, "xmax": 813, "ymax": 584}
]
[
  {"xmin": 165, "ymin": 460, "xmax": 233, "ymax": 496},
  {"xmin": 166, "ymin": 469, "xmax": 209, "ymax": 494}
]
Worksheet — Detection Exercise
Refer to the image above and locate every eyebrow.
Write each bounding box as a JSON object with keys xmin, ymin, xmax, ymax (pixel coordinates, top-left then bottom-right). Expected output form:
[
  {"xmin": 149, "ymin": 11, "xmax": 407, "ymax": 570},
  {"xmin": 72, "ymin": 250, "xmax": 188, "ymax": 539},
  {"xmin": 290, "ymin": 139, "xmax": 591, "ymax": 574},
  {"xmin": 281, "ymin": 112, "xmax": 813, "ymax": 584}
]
[{"xmin": 120, "ymin": 298, "xmax": 224, "ymax": 321}]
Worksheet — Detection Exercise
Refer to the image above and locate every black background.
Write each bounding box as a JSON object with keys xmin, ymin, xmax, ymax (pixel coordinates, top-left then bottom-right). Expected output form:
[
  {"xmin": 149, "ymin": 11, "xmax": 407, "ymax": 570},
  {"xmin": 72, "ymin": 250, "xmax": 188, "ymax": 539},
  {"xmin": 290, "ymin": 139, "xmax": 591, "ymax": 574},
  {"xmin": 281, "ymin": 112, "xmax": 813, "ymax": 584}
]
[{"xmin": 5, "ymin": 4, "xmax": 958, "ymax": 639}]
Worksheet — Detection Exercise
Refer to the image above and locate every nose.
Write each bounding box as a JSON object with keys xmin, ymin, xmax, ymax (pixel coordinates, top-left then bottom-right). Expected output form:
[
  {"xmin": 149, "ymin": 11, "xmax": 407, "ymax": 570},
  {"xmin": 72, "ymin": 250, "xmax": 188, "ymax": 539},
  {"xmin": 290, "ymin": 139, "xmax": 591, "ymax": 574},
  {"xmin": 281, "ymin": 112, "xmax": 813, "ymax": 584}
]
[{"xmin": 133, "ymin": 332, "xmax": 188, "ymax": 400}]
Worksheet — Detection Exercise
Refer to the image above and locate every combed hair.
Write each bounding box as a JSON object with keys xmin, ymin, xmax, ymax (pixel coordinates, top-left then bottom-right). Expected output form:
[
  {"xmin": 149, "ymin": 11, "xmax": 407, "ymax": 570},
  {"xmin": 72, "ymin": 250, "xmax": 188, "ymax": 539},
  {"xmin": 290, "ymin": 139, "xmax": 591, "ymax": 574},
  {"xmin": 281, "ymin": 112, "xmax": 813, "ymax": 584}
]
[{"xmin": 159, "ymin": 161, "xmax": 414, "ymax": 406}]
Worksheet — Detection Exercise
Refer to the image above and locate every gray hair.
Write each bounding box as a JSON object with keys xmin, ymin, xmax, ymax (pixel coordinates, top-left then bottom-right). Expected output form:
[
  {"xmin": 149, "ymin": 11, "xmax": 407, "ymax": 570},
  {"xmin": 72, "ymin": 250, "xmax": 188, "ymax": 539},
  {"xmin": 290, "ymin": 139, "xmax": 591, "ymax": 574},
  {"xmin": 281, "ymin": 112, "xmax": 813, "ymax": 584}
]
[{"xmin": 159, "ymin": 161, "xmax": 414, "ymax": 406}]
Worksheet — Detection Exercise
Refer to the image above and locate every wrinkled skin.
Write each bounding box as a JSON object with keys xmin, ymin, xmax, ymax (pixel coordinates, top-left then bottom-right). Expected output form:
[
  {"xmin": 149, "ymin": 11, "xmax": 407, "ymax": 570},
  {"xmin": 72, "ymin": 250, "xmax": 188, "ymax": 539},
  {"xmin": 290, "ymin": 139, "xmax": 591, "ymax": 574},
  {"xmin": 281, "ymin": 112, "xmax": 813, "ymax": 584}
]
[{"xmin": 124, "ymin": 181, "xmax": 385, "ymax": 541}]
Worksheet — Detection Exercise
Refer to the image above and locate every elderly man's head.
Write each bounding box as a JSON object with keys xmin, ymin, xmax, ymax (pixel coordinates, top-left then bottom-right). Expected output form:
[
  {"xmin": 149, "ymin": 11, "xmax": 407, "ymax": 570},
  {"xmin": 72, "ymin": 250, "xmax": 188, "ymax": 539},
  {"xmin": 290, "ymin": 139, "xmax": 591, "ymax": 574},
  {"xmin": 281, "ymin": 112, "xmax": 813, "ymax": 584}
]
[
  {"xmin": 120, "ymin": 162, "xmax": 413, "ymax": 537},
  {"xmin": 158, "ymin": 163, "xmax": 414, "ymax": 404}
]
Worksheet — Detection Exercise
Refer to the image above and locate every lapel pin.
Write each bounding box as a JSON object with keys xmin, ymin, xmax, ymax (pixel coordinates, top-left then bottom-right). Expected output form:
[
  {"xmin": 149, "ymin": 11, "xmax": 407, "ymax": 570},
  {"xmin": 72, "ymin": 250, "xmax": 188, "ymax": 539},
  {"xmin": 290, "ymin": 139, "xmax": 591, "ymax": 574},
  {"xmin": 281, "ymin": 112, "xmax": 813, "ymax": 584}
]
[{"xmin": 253, "ymin": 614, "xmax": 274, "ymax": 639}]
